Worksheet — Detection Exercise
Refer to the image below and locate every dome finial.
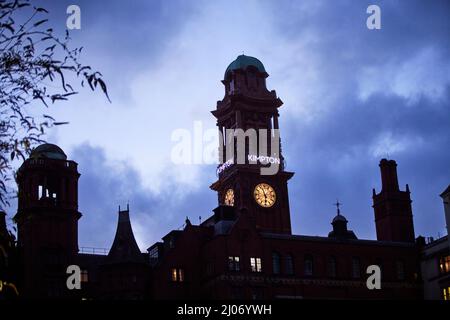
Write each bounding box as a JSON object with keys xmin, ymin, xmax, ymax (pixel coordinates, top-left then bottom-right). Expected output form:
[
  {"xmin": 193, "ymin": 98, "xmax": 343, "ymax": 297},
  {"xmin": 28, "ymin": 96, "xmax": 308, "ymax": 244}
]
[{"xmin": 334, "ymin": 200, "xmax": 342, "ymax": 216}]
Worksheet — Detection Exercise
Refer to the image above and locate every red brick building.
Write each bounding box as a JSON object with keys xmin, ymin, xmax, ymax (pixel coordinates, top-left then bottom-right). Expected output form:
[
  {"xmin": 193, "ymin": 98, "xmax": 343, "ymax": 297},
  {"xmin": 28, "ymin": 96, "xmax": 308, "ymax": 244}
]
[{"xmin": 5, "ymin": 55, "xmax": 422, "ymax": 299}]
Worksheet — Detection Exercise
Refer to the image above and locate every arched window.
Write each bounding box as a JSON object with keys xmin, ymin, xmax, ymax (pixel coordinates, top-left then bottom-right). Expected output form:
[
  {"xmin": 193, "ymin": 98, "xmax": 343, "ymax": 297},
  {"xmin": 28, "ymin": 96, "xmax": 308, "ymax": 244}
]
[
  {"xmin": 272, "ymin": 252, "xmax": 280, "ymax": 275},
  {"xmin": 304, "ymin": 254, "xmax": 313, "ymax": 276},
  {"xmin": 285, "ymin": 254, "xmax": 294, "ymax": 275},
  {"xmin": 328, "ymin": 256, "xmax": 337, "ymax": 278}
]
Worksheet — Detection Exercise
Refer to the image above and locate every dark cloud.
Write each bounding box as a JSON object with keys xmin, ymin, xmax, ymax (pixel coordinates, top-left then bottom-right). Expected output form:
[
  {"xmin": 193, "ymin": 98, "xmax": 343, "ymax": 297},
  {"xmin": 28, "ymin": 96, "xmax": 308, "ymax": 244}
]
[
  {"xmin": 282, "ymin": 72, "xmax": 450, "ymax": 240},
  {"xmin": 31, "ymin": 0, "xmax": 198, "ymax": 104},
  {"xmin": 72, "ymin": 144, "xmax": 216, "ymax": 249},
  {"xmin": 10, "ymin": 0, "xmax": 447, "ymax": 246},
  {"xmin": 71, "ymin": 0, "xmax": 450, "ymax": 243},
  {"xmin": 254, "ymin": 0, "xmax": 450, "ymax": 239}
]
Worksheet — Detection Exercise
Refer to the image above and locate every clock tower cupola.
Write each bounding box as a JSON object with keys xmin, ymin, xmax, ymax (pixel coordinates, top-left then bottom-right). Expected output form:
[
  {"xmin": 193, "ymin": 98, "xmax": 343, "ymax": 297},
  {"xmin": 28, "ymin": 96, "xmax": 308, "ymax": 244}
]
[{"xmin": 210, "ymin": 55, "xmax": 294, "ymax": 234}]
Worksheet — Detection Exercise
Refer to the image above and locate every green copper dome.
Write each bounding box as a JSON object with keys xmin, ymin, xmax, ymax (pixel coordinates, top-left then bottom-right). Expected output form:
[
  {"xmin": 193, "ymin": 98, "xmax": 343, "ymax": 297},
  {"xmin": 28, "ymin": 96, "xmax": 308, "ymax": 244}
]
[
  {"xmin": 225, "ymin": 54, "xmax": 266, "ymax": 78},
  {"xmin": 30, "ymin": 143, "xmax": 67, "ymax": 160}
]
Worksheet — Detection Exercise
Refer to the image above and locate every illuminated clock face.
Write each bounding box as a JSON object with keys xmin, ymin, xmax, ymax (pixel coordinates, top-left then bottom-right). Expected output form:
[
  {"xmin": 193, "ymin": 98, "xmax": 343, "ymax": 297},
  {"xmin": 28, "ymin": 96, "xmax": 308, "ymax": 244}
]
[
  {"xmin": 254, "ymin": 183, "xmax": 276, "ymax": 208},
  {"xmin": 224, "ymin": 188, "xmax": 234, "ymax": 206}
]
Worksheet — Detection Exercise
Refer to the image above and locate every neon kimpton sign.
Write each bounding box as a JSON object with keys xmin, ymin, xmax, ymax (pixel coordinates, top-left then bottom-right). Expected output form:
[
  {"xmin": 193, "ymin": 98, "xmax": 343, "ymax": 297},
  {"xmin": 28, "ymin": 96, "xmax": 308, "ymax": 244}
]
[
  {"xmin": 247, "ymin": 154, "xmax": 280, "ymax": 165},
  {"xmin": 217, "ymin": 128, "xmax": 281, "ymax": 176}
]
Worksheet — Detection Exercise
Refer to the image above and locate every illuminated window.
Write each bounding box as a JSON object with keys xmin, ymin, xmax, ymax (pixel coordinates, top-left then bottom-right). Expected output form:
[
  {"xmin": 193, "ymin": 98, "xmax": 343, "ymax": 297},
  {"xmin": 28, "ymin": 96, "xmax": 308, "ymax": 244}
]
[
  {"xmin": 38, "ymin": 185, "xmax": 44, "ymax": 199},
  {"xmin": 81, "ymin": 270, "xmax": 88, "ymax": 283},
  {"xmin": 285, "ymin": 254, "xmax": 294, "ymax": 275},
  {"xmin": 328, "ymin": 257, "xmax": 337, "ymax": 278},
  {"xmin": 304, "ymin": 255, "xmax": 313, "ymax": 276},
  {"xmin": 352, "ymin": 257, "xmax": 361, "ymax": 279},
  {"xmin": 443, "ymin": 287, "xmax": 450, "ymax": 301},
  {"xmin": 396, "ymin": 261, "xmax": 405, "ymax": 280},
  {"xmin": 228, "ymin": 256, "xmax": 240, "ymax": 272},
  {"xmin": 439, "ymin": 256, "xmax": 450, "ymax": 274},
  {"xmin": 250, "ymin": 257, "xmax": 262, "ymax": 273},
  {"xmin": 171, "ymin": 268, "xmax": 184, "ymax": 282},
  {"xmin": 272, "ymin": 252, "xmax": 280, "ymax": 275},
  {"xmin": 178, "ymin": 269, "xmax": 184, "ymax": 282},
  {"xmin": 171, "ymin": 268, "xmax": 177, "ymax": 282}
]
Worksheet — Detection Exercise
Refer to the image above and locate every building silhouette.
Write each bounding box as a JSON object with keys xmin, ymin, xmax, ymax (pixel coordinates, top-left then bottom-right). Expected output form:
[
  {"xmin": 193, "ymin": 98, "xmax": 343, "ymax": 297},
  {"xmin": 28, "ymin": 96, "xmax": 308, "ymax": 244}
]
[{"xmin": 1, "ymin": 55, "xmax": 447, "ymax": 299}]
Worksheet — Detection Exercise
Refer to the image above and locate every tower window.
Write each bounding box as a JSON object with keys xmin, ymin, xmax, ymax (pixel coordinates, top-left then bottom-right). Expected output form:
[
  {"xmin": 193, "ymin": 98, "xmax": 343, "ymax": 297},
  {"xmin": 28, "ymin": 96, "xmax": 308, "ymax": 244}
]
[
  {"xmin": 304, "ymin": 255, "xmax": 313, "ymax": 276},
  {"xmin": 38, "ymin": 185, "xmax": 44, "ymax": 199},
  {"xmin": 228, "ymin": 256, "xmax": 240, "ymax": 272},
  {"xmin": 352, "ymin": 257, "xmax": 361, "ymax": 279},
  {"xmin": 272, "ymin": 252, "xmax": 280, "ymax": 275},
  {"xmin": 229, "ymin": 79, "xmax": 235, "ymax": 94},
  {"xmin": 250, "ymin": 257, "xmax": 262, "ymax": 273},
  {"xmin": 171, "ymin": 268, "xmax": 184, "ymax": 282}
]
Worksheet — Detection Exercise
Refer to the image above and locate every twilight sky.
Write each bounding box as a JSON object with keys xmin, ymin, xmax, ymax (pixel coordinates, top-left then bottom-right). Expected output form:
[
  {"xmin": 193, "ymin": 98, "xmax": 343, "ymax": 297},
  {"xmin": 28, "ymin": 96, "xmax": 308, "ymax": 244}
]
[{"xmin": 8, "ymin": 0, "xmax": 450, "ymax": 250}]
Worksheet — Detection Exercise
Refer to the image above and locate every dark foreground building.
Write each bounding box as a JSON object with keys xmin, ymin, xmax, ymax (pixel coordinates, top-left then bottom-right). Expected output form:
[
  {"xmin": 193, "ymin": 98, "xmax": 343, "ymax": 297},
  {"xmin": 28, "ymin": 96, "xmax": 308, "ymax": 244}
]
[{"xmin": 0, "ymin": 55, "xmax": 438, "ymax": 300}]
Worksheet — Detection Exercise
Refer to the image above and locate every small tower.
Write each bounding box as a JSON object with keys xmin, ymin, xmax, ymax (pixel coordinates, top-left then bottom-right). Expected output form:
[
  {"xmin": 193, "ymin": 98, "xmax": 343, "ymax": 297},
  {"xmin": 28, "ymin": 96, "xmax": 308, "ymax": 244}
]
[
  {"xmin": 100, "ymin": 205, "xmax": 147, "ymax": 299},
  {"xmin": 328, "ymin": 201, "xmax": 357, "ymax": 240},
  {"xmin": 14, "ymin": 143, "xmax": 81, "ymax": 298},
  {"xmin": 106, "ymin": 205, "xmax": 143, "ymax": 264},
  {"xmin": 372, "ymin": 159, "xmax": 415, "ymax": 242}
]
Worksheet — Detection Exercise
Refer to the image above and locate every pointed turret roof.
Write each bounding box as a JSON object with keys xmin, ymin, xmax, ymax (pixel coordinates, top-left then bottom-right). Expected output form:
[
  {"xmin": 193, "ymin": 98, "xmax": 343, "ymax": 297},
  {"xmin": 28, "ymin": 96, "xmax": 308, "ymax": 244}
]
[
  {"xmin": 106, "ymin": 206, "xmax": 145, "ymax": 264},
  {"xmin": 440, "ymin": 185, "xmax": 450, "ymax": 198}
]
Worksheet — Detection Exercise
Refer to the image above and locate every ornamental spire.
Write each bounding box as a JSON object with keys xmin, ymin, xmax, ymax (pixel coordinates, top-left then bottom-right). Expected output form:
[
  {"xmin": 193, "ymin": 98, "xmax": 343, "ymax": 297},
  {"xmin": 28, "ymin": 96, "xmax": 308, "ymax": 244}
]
[{"xmin": 334, "ymin": 200, "xmax": 342, "ymax": 216}]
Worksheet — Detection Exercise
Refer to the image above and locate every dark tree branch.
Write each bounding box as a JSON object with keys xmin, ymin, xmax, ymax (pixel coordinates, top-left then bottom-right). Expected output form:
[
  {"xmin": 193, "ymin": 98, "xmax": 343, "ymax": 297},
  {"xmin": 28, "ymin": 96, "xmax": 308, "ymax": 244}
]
[{"xmin": 0, "ymin": 0, "xmax": 109, "ymax": 210}]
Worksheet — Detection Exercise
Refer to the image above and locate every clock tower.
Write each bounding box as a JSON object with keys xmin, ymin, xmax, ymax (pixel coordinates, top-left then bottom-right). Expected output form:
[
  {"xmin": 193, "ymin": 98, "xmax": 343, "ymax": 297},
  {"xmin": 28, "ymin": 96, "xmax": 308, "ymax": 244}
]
[{"xmin": 210, "ymin": 55, "xmax": 294, "ymax": 234}]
